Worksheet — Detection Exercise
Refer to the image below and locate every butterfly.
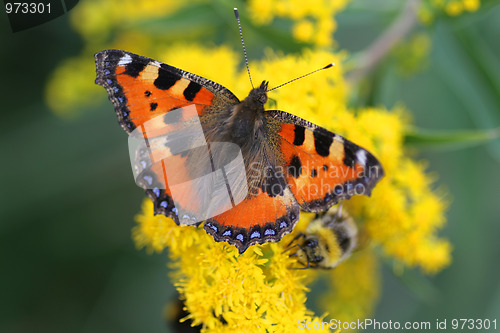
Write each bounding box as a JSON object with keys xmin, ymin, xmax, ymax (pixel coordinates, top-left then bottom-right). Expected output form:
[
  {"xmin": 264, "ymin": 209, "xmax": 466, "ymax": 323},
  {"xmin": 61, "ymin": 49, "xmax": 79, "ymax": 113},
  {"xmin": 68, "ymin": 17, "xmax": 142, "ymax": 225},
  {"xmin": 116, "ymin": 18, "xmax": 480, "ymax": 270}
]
[
  {"xmin": 94, "ymin": 48, "xmax": 384, "ymax": 254},
  {"xmin": 288, "ymin": 205, "xmax": 358, "ymax": 269}
]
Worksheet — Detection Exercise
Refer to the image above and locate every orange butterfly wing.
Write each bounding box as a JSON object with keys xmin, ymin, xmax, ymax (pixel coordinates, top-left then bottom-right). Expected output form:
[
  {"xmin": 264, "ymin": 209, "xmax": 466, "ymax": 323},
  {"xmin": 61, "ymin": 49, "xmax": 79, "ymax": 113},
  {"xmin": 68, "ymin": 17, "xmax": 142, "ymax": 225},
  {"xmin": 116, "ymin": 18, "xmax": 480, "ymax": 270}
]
[
  {"xmin": 268, "ymin": 111, "xmax": 384, "ymax": 212},
  {"xmin": 95, "ymin": 49, "xmax": 239, "ymax": 134},
  {"xmin": 204, "ymin": 165, "xmax": 301, "ymax": 253}
]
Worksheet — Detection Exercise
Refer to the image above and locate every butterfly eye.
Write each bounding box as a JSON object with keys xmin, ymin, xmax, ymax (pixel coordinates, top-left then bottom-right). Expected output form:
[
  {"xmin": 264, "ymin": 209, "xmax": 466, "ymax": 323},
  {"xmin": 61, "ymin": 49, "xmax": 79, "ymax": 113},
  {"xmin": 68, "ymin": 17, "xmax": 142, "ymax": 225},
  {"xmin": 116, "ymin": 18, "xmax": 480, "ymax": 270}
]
[{"xmin": 259, "ymin": 94, "xmax": 268, "ymax": 105}]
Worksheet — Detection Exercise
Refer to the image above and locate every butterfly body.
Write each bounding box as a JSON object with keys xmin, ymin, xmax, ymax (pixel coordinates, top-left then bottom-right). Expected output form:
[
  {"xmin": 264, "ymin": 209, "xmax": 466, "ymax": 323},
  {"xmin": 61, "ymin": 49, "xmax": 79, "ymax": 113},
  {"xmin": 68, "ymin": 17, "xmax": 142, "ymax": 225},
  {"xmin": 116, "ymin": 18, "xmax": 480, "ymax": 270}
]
[
  {"xmin": 95, "ymin": 49, "xmax": 384, "ymax": 253},
  {"xmin": 202, "ymin": 80, "xmax": 281, "ymax": 198}
]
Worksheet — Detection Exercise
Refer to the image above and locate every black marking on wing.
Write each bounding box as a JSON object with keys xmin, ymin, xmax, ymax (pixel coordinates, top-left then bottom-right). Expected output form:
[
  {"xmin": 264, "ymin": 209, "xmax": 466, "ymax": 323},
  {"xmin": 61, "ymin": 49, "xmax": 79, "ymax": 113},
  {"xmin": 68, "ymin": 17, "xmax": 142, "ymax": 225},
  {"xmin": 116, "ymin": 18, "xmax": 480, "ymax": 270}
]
[
  {"xmin": 183, "ymin": 81, "xmax": 202, "ymax": 101},
  {"xmin": 313, "ymin": 128, "xmax": 333, "ymax": 157},
  {"xmin": 154, "ymin": 64, "xmax": 180, "ymax": 90},
  {"xmin": 343, "ymin": 140, "xmax": 358, "ymax": 167},
  {"xmin": 311, "ymin": 169, "xmax": 318, "ymax": 177},
  {"xmin": 293, "ymin": 125, "xmax": 305, "ymax": 146},
  {"xmin": 288, "ymin": 155, "xmax": 302, "ymax": 178},
  {"xmin": 261, "ymin": 165, "xmax": 287, "ymax": 197},
  {"xmin": 123, "ymin": 58, "xmax": 147, "ymax": 78}
]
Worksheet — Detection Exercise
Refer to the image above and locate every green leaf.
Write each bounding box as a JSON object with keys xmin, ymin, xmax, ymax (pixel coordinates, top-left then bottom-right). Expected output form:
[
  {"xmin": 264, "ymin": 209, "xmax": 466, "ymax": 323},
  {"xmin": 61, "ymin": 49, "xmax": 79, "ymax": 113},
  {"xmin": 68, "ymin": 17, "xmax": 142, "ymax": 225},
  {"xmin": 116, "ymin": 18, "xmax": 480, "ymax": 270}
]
[
  {"xmin": 433, "ymin": 22, "xmax": 500, "ymax": 159},
  {"xmin": 405, "ymin": 127, "xmax": 500, "ymax": 150}
]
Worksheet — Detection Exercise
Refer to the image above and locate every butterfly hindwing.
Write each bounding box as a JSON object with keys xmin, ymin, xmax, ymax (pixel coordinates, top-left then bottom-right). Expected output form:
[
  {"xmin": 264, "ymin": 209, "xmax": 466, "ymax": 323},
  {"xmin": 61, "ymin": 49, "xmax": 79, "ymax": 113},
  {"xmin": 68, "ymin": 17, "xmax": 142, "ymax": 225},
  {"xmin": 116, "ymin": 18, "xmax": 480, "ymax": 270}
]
[
  {"xmin": 204, "ymin": 186, "xmax": 300, "ymax": 254},
  {"xmin": 267, "ymin": 110, "xmax": 384, "ymax": 212}
]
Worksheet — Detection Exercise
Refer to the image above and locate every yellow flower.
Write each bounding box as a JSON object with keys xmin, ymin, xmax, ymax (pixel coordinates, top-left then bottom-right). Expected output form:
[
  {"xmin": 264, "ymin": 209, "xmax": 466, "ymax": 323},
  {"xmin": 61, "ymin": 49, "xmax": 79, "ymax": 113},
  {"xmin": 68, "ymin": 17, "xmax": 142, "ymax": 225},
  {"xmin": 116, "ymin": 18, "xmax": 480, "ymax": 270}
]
[
  {"xmin": 420, "ymin": 0, "xmax": 481, "ymax": 22},
  {"xmin": 463, "ymin": 0, "xmax": 480, "ymax": 11},
  {"xmin": 444, "ymin": 0, "xmax": 480, "ymax": 15},
  {"xmin": 293, "ymin": 19, "xmax": 315, "ymax": 43},
  {"xmin": 45, "ymin": 55, "xmax": 102, "ymax": 117},
  {"xmin": 446, "ymin": 1, "xmax": 464, "ymax": 16},
  {"xmin": 445, "ymin": 0, "xmax": 481, "ymax": 16},
  {"xmin": 248, "ymin": 0, "xmax": 351, "ymax": 46}
]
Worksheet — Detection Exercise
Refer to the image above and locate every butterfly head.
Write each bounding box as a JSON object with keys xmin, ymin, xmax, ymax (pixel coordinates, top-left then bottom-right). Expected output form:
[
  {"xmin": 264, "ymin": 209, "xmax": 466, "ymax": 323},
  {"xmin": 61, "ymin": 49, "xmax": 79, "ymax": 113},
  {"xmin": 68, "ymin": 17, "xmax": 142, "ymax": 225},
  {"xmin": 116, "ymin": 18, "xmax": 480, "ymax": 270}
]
[{"xmin": 247, "ymin": 80, "xmax": 268, "ymax": 106}]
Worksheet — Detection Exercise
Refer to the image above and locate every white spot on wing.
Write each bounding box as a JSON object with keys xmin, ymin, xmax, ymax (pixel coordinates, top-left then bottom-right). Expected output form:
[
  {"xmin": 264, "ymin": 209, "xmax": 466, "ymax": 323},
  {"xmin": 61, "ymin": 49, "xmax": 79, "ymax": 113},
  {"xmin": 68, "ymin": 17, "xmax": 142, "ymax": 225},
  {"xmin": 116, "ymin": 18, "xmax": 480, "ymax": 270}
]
[
  {"xmin": 118, "ymin": 54, "xmax": 133, "ymax": 66},
  {"xmin": 356, "ymin": 150, "xmax": 367, "ymax": 166}
]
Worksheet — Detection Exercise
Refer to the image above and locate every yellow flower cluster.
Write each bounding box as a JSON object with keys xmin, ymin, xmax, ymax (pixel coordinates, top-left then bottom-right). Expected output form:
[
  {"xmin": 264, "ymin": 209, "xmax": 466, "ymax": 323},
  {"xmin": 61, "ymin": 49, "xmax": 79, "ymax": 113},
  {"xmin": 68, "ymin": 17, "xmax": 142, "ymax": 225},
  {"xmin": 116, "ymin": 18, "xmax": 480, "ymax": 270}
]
[
  {"xmin": 248, "ymin": 0, "xmax": 351, "ymax": 47},
  {"xmin": 419, "ymin": 0, "xmax": 481, "ymax": 23},
  {"xmin": 338, "ymin": 108, "xmax": 452, "ymax": 274},
  {"xmin": 135, "ymin": 200, "xmax": 331, "ymax": 332},
  {"xmin": 443, "ymin": 0, "xmax": 481, "ymax": 16},
  {"xmin": 46, "ymin": 56, "xmax": 102, "ymax": 118}
]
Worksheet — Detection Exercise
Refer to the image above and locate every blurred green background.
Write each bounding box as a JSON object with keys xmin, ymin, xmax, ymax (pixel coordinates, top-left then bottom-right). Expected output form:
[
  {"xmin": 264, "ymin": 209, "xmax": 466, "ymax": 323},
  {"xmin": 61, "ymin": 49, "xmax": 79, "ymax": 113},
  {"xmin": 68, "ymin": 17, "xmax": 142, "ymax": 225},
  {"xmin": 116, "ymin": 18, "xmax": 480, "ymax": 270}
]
[{"xmin": 1, "ymin": 1, "xmax": 499, "ymax": 332}]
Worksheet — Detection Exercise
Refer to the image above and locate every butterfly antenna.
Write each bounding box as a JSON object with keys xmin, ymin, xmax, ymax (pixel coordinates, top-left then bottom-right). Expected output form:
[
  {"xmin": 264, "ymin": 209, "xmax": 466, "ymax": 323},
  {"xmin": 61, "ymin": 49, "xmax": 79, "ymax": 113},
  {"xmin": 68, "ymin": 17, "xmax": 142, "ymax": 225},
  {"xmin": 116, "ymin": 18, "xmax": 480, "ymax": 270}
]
[
  {"xmin": 267, "ymin": 63, "xmax": 335, "ymax": 92},
  {"xmin": 234, "ymin": 8, "xmax": 254, "ymax": 89}
]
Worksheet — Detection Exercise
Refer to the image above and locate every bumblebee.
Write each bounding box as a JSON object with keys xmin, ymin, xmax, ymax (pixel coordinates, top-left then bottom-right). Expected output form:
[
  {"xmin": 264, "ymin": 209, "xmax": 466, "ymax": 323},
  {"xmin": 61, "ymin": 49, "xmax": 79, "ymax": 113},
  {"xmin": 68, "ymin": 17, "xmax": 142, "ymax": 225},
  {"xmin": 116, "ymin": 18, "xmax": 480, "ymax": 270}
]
[{"xmin": 290, "ymin": 205, "xmax": 358, "ymax": 269}]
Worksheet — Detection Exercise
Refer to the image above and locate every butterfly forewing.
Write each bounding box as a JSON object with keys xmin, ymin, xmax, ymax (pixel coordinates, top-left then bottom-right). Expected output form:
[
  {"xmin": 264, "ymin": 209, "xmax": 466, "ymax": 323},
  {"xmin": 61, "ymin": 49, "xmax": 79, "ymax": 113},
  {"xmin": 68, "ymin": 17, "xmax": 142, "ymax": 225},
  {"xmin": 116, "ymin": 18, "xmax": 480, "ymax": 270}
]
[
  {"xmin": 267, "ymin": 110, "xmax": 384, "ymax": 212},
  {"xmin": 95, "ymin": 50, "xmax": 239, "ymax": 134}
]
